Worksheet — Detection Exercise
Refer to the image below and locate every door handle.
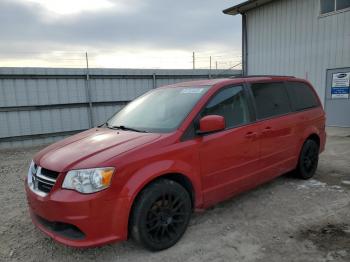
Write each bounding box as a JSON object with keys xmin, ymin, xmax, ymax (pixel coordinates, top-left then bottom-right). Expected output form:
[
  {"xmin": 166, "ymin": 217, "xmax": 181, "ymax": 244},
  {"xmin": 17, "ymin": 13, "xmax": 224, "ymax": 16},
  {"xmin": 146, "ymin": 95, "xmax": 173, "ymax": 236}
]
[
  {"xmin": 245, "ymin": 131, "xmax": 258, "ymax": 139},
  {"xmin": 262, "ymin": 126, "xmax": 273, "ymax": 134}
]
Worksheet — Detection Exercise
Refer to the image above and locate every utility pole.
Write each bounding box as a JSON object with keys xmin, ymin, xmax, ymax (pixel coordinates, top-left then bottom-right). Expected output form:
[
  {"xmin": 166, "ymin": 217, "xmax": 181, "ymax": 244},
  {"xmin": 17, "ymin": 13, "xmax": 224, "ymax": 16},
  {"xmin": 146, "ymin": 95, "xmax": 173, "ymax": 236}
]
[
  {"xmin": 85, "ymin": 52, "xmax": 93, "ymax": 128},
  {"xmin": 192, "ymin": 51, "xmax": 195, "ymax": 70},
  {"xmin": 209, "ymin": 56, "xmax": 212, "ymax": 78},
  {"xmin": 215, "ymin": 61, "xmax": 218, "ymax": 70}
]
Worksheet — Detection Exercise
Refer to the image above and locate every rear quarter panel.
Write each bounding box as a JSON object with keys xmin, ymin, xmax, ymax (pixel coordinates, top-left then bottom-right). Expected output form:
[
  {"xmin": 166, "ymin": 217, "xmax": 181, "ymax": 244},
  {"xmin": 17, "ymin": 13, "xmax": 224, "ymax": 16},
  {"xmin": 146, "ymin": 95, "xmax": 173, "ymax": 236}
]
[{"xmin": 298, "ymin": 107, "xmax": 326, "ymax": 152}]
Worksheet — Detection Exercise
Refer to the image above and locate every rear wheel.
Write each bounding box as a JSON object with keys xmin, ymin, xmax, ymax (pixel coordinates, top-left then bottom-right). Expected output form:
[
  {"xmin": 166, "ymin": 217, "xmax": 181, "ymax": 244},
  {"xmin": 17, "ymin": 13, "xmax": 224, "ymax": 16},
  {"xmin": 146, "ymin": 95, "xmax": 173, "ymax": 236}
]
[
  {"xmin": 130, "ymin": 179, "xmax": 192, "ymax": 251},
  {"xmin": 295, "ymin": 139, "xmax": 319, "ymax": 179}
]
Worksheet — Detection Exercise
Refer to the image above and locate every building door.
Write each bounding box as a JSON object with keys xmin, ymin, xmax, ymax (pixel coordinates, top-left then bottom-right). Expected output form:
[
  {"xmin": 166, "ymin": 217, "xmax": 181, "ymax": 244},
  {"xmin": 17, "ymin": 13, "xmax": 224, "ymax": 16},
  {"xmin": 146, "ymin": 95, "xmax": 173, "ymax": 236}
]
[{"xmin": 325, "ymin": 67, "xmax": 350, "ymax": 127}]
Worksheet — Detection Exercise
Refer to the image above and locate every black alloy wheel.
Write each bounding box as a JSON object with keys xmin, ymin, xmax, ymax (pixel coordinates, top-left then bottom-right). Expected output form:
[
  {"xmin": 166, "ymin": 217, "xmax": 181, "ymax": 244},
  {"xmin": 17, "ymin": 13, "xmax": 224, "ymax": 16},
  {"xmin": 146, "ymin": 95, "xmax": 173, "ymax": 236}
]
[
  {"xmin": 130, "ymin": 179, "xmax": 192, "ymax": 251},
  {"xmin": 296, "ymin": 139, "xmax": 319, "ymax": 179}
]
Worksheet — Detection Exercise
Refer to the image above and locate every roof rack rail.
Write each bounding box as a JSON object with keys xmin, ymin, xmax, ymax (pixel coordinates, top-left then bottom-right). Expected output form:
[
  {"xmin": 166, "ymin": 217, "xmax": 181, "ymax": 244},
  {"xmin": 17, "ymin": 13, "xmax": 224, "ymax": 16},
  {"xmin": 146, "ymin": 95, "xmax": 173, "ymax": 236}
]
[{"xmin": 229, "ymin": 75, "xmax": 296, "ymax": 79}]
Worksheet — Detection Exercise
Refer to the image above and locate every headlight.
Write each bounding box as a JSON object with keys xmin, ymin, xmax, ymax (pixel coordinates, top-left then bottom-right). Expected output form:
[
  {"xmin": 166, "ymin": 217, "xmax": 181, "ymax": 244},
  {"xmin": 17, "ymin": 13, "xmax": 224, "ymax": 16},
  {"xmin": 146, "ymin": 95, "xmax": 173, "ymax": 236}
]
[
  {"xmin": 27, "ymin": 160, "xmax": 37, "ymax": 187},
  {"xmin": 62, "ymin": 167, "xmax": 115, "ymax": 194},
  {"xmin": 29, "ymin": 160, "xmax": 37, "ymax": 175}
]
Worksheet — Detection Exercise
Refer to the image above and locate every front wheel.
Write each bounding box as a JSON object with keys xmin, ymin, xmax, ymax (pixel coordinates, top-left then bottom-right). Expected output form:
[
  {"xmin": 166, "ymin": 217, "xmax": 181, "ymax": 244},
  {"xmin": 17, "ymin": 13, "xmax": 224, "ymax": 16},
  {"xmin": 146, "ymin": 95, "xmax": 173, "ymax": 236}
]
[
  {"xmin": 295, "ymin": 139, "xmax": 319, "ymax": 179},
  {"xmin": 130, "ymin": 179, "xmax": 192, "ymax": 251}
]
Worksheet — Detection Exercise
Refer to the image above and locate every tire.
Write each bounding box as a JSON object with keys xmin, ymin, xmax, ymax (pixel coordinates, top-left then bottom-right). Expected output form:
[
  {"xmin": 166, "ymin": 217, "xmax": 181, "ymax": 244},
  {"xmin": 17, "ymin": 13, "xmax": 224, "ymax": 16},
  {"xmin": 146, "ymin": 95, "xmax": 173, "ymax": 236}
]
[
  {"xmin": 130, "ymin": 179, "xmax": 192, "ymax": 251},
  {"xmin": 295, "ymin": 139, "xmax": 319, "ymax": 179}
]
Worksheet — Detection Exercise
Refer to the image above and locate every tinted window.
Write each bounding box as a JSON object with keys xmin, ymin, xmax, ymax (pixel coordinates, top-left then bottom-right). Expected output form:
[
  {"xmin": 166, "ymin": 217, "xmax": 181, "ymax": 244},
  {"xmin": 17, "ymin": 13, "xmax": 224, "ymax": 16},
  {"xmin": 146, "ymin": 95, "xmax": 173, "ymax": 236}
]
[
  {"xmin": 320, "ymin": 0, "xmax": 335, "ymax": 14},
  {"xmin": 320, "ymin": 0, "xmax": 350, "ymax": 14},
  {"xmin": 285, "ymin": 82, "xmax": 319, "ymax": 111},
  {"xmin": 337, "ymin": 0, "xmax": 350, "ymax": 10},
  {"xmin": 251, "ymin": 82, "xmax": 291, "ymax": 119},
  {"xmin": 202, "ymin": 86, "xmax": 250, "ymax": 128}
]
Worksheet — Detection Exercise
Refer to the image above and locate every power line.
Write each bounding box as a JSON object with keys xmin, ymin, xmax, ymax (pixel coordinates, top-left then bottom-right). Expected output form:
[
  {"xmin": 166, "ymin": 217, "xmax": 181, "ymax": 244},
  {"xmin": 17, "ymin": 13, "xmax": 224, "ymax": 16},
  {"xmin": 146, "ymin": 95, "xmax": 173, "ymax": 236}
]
[
  {"xmin": 0, "ymin": 50, "xmax": 242, "ymax": 70},
  {"xmin": 214, "ymin": 62, "xmax": 242, "ymax": 76}
]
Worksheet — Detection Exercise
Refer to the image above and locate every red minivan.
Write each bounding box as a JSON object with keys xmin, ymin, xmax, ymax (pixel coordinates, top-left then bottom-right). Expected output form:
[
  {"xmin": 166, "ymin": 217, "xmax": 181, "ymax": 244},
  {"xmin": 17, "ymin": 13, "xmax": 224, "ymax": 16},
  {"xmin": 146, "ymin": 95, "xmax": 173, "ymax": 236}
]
[{"xmin": 25, "ymin": 76, "xmax": 326, "ymax": 250}]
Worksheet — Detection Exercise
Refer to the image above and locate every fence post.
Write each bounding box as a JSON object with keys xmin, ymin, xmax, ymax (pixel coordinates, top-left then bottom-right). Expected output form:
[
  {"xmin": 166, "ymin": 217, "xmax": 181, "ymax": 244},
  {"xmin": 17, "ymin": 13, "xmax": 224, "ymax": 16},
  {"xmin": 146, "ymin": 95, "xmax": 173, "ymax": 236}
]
[
  {"xmin": 152, "ymin": 73, "xmax": 157, "ymax": 89},
  {"xmin": 85, "ymin": 52, "xmax": 94, "ymax": 128},
  {"xmin": 209, "ymin": 56, "xmax": 212, "ymax": 79},
  {"xmin": 192, "ymin": 52, "xmax": 195, "ymax": 70}
]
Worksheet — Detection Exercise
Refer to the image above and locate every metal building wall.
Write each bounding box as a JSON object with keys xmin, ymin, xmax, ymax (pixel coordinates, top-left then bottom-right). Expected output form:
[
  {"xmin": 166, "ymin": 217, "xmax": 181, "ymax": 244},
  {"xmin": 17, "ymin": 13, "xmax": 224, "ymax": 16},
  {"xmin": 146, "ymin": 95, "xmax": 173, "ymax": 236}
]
[
  {"xmin": 245, "ymin": 0, "xmax": 350, "ymax": 104},
  {"xmin": 0, "ymin": 67, "xmax": 240, "ymax": 148}
]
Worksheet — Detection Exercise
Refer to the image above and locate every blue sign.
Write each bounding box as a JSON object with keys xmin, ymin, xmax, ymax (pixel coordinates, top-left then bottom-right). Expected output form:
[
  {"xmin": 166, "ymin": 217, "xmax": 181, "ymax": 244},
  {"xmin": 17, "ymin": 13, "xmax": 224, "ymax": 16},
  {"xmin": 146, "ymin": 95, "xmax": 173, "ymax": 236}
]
[
  {"xmin": 331, "ymin": 72, "xmax": 350, "ymax": 99},
  {"xmin": 331, "ymin": 87, "xmax": 349, "ymax": 95}
]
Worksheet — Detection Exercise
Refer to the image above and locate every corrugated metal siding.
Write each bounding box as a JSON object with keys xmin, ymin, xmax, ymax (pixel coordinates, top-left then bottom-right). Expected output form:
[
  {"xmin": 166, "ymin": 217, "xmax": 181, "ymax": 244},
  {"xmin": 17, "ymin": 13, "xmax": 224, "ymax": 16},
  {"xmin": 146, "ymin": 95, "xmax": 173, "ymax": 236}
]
[
  {"xmin": 246, "ymin": 0, "xmax": 350, "ymax": 103},
  {"xmin": 0, "ymin": 67, "xmax": 240, "ymax": 148}
]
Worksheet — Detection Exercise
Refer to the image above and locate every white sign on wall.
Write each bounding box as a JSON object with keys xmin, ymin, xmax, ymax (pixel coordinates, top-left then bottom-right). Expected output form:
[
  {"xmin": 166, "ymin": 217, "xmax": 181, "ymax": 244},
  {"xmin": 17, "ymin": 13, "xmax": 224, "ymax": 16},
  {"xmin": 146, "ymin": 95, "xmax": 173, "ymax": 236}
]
[{"xmin": 331, "ymin": 72, "xmax": 350, "ymax": 99}]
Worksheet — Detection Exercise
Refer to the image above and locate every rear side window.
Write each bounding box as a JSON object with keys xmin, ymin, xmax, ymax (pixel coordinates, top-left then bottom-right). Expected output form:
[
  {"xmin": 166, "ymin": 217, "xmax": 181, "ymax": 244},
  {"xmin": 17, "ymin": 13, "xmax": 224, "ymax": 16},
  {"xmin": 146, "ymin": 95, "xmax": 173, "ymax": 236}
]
[
  {"xmin": 251, "ymin": 82, "xmax": 291, "ymax": 119},
  {"xmin": 285, "ymin": 82, "xmax": 319, "ymax": 111},
  {"xmin": 202, "ymin": 85, "xmax": 250, "ymax": 128}
]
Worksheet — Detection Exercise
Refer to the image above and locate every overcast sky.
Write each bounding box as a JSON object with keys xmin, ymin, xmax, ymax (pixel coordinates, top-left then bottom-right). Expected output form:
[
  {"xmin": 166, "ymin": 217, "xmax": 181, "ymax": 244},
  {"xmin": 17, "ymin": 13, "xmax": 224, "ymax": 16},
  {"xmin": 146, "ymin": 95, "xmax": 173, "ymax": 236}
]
[{"xmin": 0, "ymin": 0, "xmax": 242, "ymax": 69}]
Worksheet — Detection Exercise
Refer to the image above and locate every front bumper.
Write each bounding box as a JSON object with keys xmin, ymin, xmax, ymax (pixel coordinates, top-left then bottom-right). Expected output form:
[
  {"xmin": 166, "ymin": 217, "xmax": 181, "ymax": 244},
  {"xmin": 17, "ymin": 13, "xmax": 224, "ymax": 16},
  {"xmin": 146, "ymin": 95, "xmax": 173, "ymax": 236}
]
[{"xmin": 25, "ymin": 179, "xmax": 130, "ymax": 248}]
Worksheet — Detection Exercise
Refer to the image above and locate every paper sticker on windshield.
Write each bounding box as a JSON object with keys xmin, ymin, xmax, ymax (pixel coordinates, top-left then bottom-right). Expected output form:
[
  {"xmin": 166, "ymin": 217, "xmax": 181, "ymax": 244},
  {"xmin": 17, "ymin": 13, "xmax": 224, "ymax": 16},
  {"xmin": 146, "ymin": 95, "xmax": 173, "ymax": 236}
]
[{"xmin": 181, "ymin": 88, "xmax": 204, "ymax": 94}]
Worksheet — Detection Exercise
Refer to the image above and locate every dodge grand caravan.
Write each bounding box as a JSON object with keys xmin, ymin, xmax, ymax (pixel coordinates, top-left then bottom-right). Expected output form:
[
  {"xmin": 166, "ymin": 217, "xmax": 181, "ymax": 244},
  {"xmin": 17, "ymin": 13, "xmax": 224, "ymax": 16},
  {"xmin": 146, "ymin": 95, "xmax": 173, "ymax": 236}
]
[{"xmin": 25, "ymin": 76, "xmax": 326, "ymax": 251}]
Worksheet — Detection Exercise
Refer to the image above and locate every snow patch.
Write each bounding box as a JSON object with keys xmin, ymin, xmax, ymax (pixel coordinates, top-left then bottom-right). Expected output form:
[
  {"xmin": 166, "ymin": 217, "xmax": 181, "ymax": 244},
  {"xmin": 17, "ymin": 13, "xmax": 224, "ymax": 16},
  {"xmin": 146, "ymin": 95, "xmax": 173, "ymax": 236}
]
[
  {"xmin": 341, "ymin": 180, "xmax": 350, "ymax": 186},
  {"xmin": 297, "ymin": 179, "xmax": 327, "ymax": 190}
]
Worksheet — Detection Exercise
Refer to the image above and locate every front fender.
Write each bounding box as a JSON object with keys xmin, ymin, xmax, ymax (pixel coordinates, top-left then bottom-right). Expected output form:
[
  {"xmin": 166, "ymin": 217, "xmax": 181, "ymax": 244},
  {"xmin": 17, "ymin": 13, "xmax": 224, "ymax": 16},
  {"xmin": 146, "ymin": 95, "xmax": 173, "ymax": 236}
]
[
  {"xmin": 119, "ymin": 159, "xmax": 203, "ymax": 208},
  {"xmin": 117, "ymin": 159, "xmax": 203, "ymax": 240}
]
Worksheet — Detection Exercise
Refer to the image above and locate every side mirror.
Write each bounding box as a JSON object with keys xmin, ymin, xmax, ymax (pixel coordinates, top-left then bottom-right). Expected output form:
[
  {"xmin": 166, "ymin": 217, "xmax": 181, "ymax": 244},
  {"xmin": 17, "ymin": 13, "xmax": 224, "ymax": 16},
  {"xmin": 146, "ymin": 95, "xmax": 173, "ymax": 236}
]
[{"xmin": 198, "ymin": 115, "xmax": 225, "ymax": 134}]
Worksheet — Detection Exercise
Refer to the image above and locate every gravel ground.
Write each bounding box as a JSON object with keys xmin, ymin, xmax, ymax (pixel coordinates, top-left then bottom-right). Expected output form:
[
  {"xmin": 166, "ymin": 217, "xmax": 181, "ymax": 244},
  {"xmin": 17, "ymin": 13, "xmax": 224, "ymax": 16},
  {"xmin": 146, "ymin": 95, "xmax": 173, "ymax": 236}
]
[{"xmin": 0, "ymin": 128, "xmax": 349, "ymax": 262}]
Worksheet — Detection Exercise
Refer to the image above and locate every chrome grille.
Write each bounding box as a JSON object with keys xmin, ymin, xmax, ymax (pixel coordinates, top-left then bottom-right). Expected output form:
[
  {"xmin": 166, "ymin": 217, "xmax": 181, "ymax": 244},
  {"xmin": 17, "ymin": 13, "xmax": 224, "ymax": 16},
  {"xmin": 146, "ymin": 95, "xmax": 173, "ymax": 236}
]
[
  {"xmin": 28, "ymin": 164, "xmax": 59, "ymax": 196},
  {"xmin": 41, "ymin": 168, "xmax": 60, "ymax": 180}
]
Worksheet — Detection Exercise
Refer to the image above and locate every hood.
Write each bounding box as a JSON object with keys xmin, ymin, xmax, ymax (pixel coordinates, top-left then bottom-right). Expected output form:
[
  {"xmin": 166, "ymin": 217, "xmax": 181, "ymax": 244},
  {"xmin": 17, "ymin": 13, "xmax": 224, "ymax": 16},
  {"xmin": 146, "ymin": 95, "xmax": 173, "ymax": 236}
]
[{"xmin": 34, "ymin": 128, "xmax": 161, "ymax": 172}]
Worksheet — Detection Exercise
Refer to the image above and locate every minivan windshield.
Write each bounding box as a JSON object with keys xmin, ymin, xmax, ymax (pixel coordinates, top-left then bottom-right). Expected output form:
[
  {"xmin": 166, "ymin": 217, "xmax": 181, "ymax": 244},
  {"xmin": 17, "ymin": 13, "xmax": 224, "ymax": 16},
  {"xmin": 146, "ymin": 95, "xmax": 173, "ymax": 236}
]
[{"xmin": 106, "ymin": 86, "xmax": 210, "ymax": 133}]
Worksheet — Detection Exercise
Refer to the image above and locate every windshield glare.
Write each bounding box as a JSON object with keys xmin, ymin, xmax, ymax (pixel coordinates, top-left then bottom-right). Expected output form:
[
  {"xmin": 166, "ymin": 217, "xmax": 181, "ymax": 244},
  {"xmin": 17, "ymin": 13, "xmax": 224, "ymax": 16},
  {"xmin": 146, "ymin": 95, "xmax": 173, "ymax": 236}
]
[{"xmin": 107, "ymin": 86, "xmax": 210, "ymax": 133}]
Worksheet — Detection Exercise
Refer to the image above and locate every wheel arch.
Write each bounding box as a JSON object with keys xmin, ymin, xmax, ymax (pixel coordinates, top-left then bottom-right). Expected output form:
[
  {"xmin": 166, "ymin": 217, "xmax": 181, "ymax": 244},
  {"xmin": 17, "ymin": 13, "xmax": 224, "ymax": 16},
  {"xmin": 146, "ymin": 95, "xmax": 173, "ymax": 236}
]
[
  {"xmin": 306, "ymin": 133, "xmax": 320, "ymax": 147},
  {"xmin": 126, "ymin": 172, "xmax": 197, "ymax": 239},
  {"xmin": 295, "ymin": 132, "xmax": 321, "ymax": 168},
  {"xmin": 301, "ymin": 126, "xmax": 321, "ymax": 150},
  {"xmin": 119, "ymin": 159, "xmax": 202, "ymax": 239},
  {"xmin": 295, "ymin": 132, "xmax": 321, "ymax": 179},
  {"xmin": 293, "ymin": 129, "xmax": 321, "ymax": 171},
  {"xmin": 130, "ymin": 173, "xmax": 195, "ymax": 213}
]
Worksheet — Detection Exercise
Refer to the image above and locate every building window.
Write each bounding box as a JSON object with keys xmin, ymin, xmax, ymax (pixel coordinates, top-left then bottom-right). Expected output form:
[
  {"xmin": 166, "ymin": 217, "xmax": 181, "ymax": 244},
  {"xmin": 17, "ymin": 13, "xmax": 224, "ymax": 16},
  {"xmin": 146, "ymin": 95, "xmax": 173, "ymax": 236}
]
[
  {"xmin": 337, "ymin": 0, "xmax": 350, "ymax": 10},
  {"xmin": 320, "ymin": 0, "xmax": 350, "ymax": 14}
]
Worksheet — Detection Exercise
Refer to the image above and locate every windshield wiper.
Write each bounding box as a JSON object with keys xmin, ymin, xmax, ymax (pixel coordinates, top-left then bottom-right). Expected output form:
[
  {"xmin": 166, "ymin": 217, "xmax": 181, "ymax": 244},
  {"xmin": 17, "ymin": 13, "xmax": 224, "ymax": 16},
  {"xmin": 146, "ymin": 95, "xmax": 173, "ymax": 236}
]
[{"xmin": 106, "ymin": 123, "xmax": 148, "ymax": 133}]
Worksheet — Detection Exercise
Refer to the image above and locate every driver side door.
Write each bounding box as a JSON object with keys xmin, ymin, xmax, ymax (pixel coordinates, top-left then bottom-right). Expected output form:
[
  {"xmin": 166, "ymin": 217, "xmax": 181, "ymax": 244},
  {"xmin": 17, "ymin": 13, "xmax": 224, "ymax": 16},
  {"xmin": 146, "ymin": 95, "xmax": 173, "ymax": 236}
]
[{"xmin": 197, "ymin": 85, "xmax": 261, "ymax": 206}]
